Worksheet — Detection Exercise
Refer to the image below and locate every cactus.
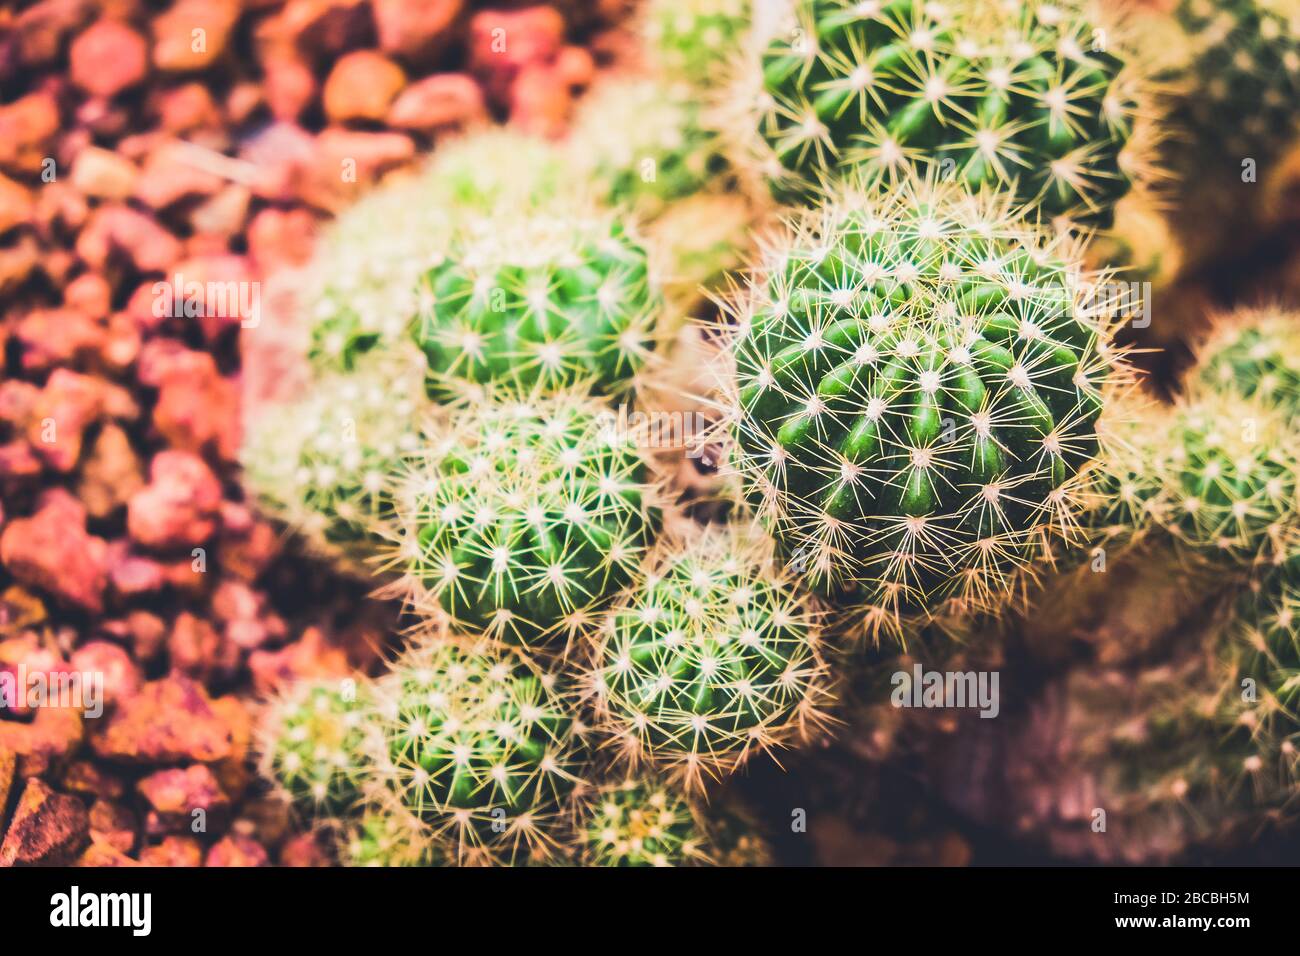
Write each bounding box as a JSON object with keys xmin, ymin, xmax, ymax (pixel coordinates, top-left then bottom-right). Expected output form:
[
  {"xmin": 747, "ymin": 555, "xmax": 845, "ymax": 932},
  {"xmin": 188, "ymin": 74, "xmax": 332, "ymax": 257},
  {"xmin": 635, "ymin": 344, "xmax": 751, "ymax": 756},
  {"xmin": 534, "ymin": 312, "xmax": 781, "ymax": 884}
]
[
  {"xmin": 390, "ymin": 388, "xmax": 663, "ymax": 652},
  {"xmin": 747, "ymin": 0, "xmax": 1150, "ymax": 226},
  {"xmin": 370, "ymin": 634, "xmax": 589, "ymax": 866},
  {"xmin": 1194, "ymin": 306, "xmax": 1300, "ymax": 416},
  {"xmin": 570, "ymin": 76, "xmax": 728, "ymax": 215},
  {"xmin": 644, "ymin": 0, "xmax": 753, "ymax": 89},
  {"xmin": 1158, "ymin": 387, "xmax": 1300, "ymax": 568},
  {"xmin": 257, "ymin": 679, "xmax": 373, "ymax": 819},
  {"xmin": 242, "ymin": 353, "xmax": 432, "ymax": 567},
  {"xmin": 306, "ymin": 130, "xmax": 567, "ymax": 372},
  {"xmin": 724, "ymin": 176, "xmax": 1117, "ymax": 634},
  {"xmin": 575, "ymin": 775, "xmax": 713, "ymax": 866},
  {"xmin": 339, "ymin": 804, "xmax": 443, "ymax": 867},
  {"xmin": 1231, "ymin": 556, "xmax": 1300, "ymax": 744},
  {"xmin": 1169, "ymin": 0, "xmax": 1300, "ymax": 170},
  {"xmin": 588, "ymin": 526, "xmax": 832, "ymax": 790},
  {"xmin": 410, "ymin": 203, "xmax": 660, "ymax": 398}
]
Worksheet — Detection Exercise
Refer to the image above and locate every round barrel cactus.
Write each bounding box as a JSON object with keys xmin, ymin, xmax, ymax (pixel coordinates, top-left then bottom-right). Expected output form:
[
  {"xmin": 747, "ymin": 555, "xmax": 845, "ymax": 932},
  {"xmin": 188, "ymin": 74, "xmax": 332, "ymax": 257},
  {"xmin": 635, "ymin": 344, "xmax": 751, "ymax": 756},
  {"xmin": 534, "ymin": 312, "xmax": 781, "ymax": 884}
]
[
  {"xmin": 576, "ymin": 776, "xmax": 712, "ymax": 866},
  {"xmin": 1171, "ymin": 0, "xmax": 1300, "ymax": 167},
  {"xmin": 257, "ymin": 679, "xmax": 373, "ymax": 819},
  {"xmin": 751, "ymin": 0, "xmax": 1147, "ymax": 226},
  {"xmin": 726, "ymin": 178, "xmax": 1115, "ymax": 631},
  {"xmin": 1195, "ymin": 306, "xmax": 1300, "ymax": 416},
  {"xmin": 393, "ymin": 389, "xmax": 662, "ymax": 652},
  {"xmin": 1159, "ymin": 388, "xmax": 1300, "ymax": 567},
  {"xmin": 570, "ymin": 76, "xmax": 727, "ymax": 214},
  {"xmin": 371, "ymin": 635, "xmax": 588, "ymax": 866},
  {"xmin": 589, "ymin": 527, "xmax": 831, "ymax": 789},
  {"xmin": 410, "ymin": 206, "xmax": 660, "ymax": 398},
  {"xmin": 242, "ymin": 353, "xmax": 431, "ymax": 567}
]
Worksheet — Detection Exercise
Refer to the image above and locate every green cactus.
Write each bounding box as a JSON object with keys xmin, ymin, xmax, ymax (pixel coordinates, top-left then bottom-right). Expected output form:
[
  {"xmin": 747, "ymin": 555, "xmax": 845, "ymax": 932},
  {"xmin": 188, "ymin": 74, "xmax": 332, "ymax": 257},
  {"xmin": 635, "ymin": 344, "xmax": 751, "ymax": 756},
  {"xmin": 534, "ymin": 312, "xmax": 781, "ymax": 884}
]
[
  {"xmin": 339, "ymin": 804, "xmax": 444, "ymax": 867},
  {"xmin": 589, "ymin": 526, "xmax": 832, "ymax": 790},
  {"xmin": 1170, "ymin": 0, "xmax": 1300, "ymax": 170},
  {"xmin": 410, "ymin": 204, "xmax": 661, "ymax": 398},
  {"xmin": 570, "ymin": 76, "xmax": 728, "ymax": 215},
  {"xmin": 306, "ymin": 130, "xmax": 568, "ymax": 372},
  {"xmin": 1158, "ymin": 388, "xmax": 1300, "ymax": 568},
  {"xmin": 725, "ymin": 176, "xmax": 1116, "ymax": 634},
  {"xmin": 1232, "ymin": 556, "xmax": 1300, "ymax": 742},
  {"xmin": 257, "ymin": 679, "xmax": 373, "ymax": 819},
  {"xmin": 575, "ymin": 775, "xmax": 713, "ymax": 866},
  {"xmin": 370, "ymin": 634, "xmax": 589, "ymax": 867},
  {"xmin": 1195, "ymin": 307, "xmax": 1300, "ymax": 416},
  {"xmin": 390, "ymin": 388, "xmax": 663, "ymax": 652},
  {"xmin": 749, "ymin": 0, "xmax": 1149, "ymax": 226},
  {"xmin": 644, "ymin": 0, "xmax": 753, "ymax": 88},
  {"xmin": 242, "ymin": 353, "xmax": 432, "ymax": 567}
]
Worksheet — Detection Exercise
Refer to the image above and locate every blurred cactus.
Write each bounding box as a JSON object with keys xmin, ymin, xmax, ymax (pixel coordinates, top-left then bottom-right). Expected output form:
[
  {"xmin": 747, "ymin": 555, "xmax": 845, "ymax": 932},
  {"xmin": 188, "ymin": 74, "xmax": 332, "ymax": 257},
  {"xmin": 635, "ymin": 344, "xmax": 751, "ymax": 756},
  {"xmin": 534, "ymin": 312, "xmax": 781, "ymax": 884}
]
[
  {"xmin": 1194, "ymin": 306, "xmax": 1300, "ymax": 415},
  {"xmin": 339, "ymin": 804, "xmax": 443, "ymax": 867},
  {"xmin": 575, "ymin": 775, "xmax": 713, "ymax": 865},
  {"xmin": 644, "ymin": 0, "xmax": 754, "ymax": 88},
  {"xmin": 723, "ymin": 175, "xmax": 1119, "ymax": 635},
  {"xmin": 242, "ymin": 353, "xmax": 432, "ymax": 568},
  {"xmin": 746, "ymin": 0, "xmax": 1150, "ymax": 226},
  {"xmin": 391, "ymin": 388, "xmax": 663, "ymax": 652},
  {"xmin": 589, "ymin": 526, "xmax": 832, "ymax": 789},
  {"xmin": 257, "ymin": 679, "xmax": 373, "ymax": 819}
]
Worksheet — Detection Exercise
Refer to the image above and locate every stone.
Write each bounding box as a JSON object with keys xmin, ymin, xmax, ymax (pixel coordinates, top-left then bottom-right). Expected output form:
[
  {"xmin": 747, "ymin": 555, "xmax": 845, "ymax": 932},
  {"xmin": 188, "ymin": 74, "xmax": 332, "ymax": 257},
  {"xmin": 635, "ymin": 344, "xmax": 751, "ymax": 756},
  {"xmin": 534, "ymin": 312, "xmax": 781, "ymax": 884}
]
[
  {"xmin": 70, "ymin": 19, "xmax": 148, "ymax": 99},
  {"xmin": 0, "ymin": 779, "xmax": 90, "ymax": 867},
  {"xmin": 323, "ymin": 50, "xmax": 406, "ymax": 123}
]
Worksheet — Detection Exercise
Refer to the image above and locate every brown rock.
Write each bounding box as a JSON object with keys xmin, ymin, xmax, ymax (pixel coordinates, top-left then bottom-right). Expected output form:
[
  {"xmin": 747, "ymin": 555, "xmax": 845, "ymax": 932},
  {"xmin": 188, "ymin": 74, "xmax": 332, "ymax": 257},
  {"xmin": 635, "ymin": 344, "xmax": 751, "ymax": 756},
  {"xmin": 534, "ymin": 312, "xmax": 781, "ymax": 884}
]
[
  {"xmin": 70, "ymin": 145, "xmax": 139, "ymax": 200},
  {"xmin": 91, "ymin": 675, "xmax": 235, "ymax": 763},
  {"xmin": 248, "ymin": 626, "xmax": 351, "ymax": 695},
  {"xmin": 14, "ymin": 307, "xmax": 104, "ymax": 372},
  {"xmin": 237, "ymin": 121, "xmax": 317, "ymax": 203},
  {"xmin": 164, "ymin": 253, "xmax": 257, "ymax": 339},
  {"xmin": 509, "ymin": 61, "xmax": 573, "ymax": 137},
  {"xmin": 323, "ymin": 50, "xmax": 407, "ymax": 123},
  {"xmin": 135, "ymin": 140, "xmax": 226, "ymax": 209},
  {"xmin": 304, "ymin": 128, "xmax": 415, "ymax": 211},
  {"xmin": 152, "ymin": 0, "xmax": 240, "ymax": 72},
  {"xmin": 76, "ymin": 839, "xmax": 138, "ymax": 866},
  {"xmin": 209, "ymin": 695, "xmax": 253, "ymax": 799},
  {"xmin": 138, "ymin": 834, "xmax": 204, "ymax": 866},
  {"xmin": 138, "ymin": 764, "xmax": 230, "ymax": 835},
  {"xmin": 387, "ymin": 73, "xmax": 486, "ymax": 131},
  {"xmin": 190, "ymin": 184, "xmax": 251, "ymax": 237},
  {"xmin": 0, "ymin": 489, "xmax": 108, "ymax": 612},
  {"xmin": 14, "ymin": 1, "xmax": 88, "ymax": 68},
  {"xmin": 70, "ymin": 19, "xmax": 148, "ymax": 98},
  {"xmin": 152, "ymin": 350, "xmax": 241, "ymax": 461},
  {"xmin": 263, "ymin": 0, "xmax": 370, "ymax": 56},
  {"xmin": 218, "ymin": 508, "xmax": 280, "ymax": 582},
  {"xmin": 70, "ymin": 640, "xmax": 142, "ymax": 707},
  {"xmin": 280, "ymin": 831, "xmax": 331, "ymax": 867},
  {"xmin": 77, "ymin": 204, "xmax": 182, "ymax": 273},
  {"xmin": 168, "ymin": 611, "xmax": 238, "ymax": 681},
  {"xmin": 78, "ymin": 424, "xmax": 144, "ymax": 520},
  {"xmin": 107, "ymin": 544, "xmax": 166, "ymax": 598},
  {"xmin": 0, "ymin": 779, "xmax": 90, "ymax": 867},
  {"xmin": 213, "ymin": 579, "xmax": 285, "ymax": 651},
  {"xmin": 0, "ymin": 235, "xmax": 40, "ymax": 294},
  {"xmin": 155, "ymin": 82, "xmax": 222, "ymax": 134},
  {"xmin": 0, "ymin": 172, "xmax": 34, "ymax": 234},
  {"xmin": 127, "ymin": 450, "xmax": 223, "ymax": 551},
  {"xmin": 246, "ymin": 207, "xmax": 316, "ymax": 273},
  {"xmin": 59, "ymin": 760, "xmax": 127, "ymax": 801},
  {"xmin": 261, "ymin": 52, "xmax": 316, "ymax": 122},
  {"xmin": 0, "ymin": 706, "xmax": 84, "ymax": 777},
  {"xmin": 26, "ymin": 369, "xmax": 109, "ymax": 472},
  {"xmin": 468, "ymin": 6, "xmax": 565, "ymax": 105},
  {"xmin": 204, "ymin": 832, "xmax": 269, "ymax": 867},
  {"xmin": 553, "ymin": 44, "xmax": 595, "ymax": 87},
  {"xmin": 373, "ymin": 0, "xmax": 462, "ymax": 59},
  {"xmin": 88, "ymin": 798, "xmax": 137, "ymax": 854},
  {"xmin": 0, "ymin": 91, "xmax": 59, "ymax": 175},
  {"xmin": 63, "ymin": 271, "xmax": 112, "ymax": 319},
  {"xmin": 0, "ymin": 751, "xmax": 14, "ymax": 819}
]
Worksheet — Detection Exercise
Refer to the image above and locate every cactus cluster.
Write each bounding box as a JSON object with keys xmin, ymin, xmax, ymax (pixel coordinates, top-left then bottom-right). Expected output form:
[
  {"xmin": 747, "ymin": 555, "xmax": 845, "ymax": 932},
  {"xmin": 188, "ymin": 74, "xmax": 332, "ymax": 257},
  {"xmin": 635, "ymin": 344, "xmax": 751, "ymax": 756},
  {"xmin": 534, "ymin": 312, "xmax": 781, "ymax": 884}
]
[
  {"xmin": 590, "ymin": 527, "xmax": 831, "ymax": 788},
  {"xmin": 748, "ymin": 0, "xmax": 1148, "ymax": 226},
  {"xmin": 390, "ymin": 389, "xmax": 663, "ymax": 652},
  {"xmin": 725, "ymin": 175, "xmax": 1115, "ymax": 631}
]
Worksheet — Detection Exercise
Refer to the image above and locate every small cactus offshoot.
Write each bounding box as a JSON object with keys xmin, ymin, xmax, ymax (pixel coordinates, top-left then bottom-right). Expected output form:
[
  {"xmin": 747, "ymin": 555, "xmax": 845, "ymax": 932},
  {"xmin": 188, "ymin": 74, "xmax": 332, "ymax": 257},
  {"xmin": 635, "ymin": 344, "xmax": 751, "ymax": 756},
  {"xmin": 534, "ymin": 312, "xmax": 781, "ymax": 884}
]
[
  {"xmin": 257, "ymin": 679, "xmax": 372, "ymax": 819},
  {"xmin": 576, "ymin": 775, "xmax": 713, "ymax": 866},
  {"xmin": 371, "ymin": 634, "xmax": 588, "ymax": 866},
  {"xmin": 589, "ymin": 526, "xmax": 832, "ymax": 790},
  {"xmin": 1194, "ymin": 306, "xmax": 1300, "ymax": 416},
  {"xmin": 724, "ymin": 176, "xmax": 1116, "ymax": 632},
  {"xmin": 391, "ymin": 388, "xmax": 663, "ymax": 652},
  {"xmin": 749, "ymin": 0, "xmax": 1150, "ymax": 226},
  {"xmin": 410, "ymin": 204, "xmax": 660, "ymax": 398}
]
